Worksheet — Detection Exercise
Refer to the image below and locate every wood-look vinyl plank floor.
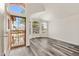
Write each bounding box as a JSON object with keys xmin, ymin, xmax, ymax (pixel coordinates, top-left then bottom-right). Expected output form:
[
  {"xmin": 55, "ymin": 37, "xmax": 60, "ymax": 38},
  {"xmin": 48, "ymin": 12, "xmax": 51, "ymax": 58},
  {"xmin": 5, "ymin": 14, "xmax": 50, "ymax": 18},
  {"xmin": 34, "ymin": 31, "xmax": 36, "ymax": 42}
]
[
  {"xmin": 30, "ymin": 38, "xmax": 79, "ymax": 56},
  {"xmin": 8, "ymin": 38, "xmax": 79, "ymax": 56}
]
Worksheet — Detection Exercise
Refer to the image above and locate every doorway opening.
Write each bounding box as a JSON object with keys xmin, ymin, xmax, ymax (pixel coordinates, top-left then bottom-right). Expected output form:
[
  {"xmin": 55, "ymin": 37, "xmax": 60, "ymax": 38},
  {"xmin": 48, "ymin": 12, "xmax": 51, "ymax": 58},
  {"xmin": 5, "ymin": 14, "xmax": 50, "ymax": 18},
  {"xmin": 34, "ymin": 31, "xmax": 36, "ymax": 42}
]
[{"xmin": 8, "ymin": 15, "xmax": 26, "ymax": 49}]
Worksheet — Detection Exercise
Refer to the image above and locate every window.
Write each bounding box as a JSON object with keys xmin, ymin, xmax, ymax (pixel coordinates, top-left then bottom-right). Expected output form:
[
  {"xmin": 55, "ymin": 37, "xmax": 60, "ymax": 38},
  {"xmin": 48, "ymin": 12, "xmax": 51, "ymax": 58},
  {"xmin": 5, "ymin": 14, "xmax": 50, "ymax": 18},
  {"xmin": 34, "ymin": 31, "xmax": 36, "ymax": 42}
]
[
  {"xmin": 42, "ymin": 22, "xmax": 48, "ymax": 33},
  {"xmin": 32, "ymin": 21, "xmax": 40, "ymax": 34},
  {"xmin": 7, "ymin": 4, "xmax": 25, "ymax": 14},
  {"xmin": 11, "ymin": 16, "xmax": 25, "ymax": 30}
]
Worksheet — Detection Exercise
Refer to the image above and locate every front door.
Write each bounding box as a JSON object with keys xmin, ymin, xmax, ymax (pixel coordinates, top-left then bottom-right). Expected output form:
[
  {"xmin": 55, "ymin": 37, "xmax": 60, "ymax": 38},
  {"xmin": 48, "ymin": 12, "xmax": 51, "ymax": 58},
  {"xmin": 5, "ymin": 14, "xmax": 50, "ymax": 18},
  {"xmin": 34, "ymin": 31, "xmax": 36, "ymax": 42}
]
[{"xmin": 8, "ymin": 15, "xmax": 26, "ymax": 49}]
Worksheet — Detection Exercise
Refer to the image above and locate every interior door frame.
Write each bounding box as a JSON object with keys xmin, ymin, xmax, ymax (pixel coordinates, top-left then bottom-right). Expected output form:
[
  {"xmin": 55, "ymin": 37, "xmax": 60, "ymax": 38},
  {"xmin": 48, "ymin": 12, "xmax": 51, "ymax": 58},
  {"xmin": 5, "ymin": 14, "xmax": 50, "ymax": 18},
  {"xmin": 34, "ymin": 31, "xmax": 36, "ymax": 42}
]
[{"xmin": 8, "ymin": 15, "xmax": 26, "ymax": 49}]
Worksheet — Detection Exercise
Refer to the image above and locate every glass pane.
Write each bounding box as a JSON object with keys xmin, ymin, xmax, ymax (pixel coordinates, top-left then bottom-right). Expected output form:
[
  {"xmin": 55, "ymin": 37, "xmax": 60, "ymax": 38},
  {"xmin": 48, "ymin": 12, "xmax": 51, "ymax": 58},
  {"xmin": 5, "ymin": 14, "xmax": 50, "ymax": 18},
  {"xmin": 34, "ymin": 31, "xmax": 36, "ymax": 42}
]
[
  {"xmin": 10, "ymin": 16, "xmax": 26, "ymax": 48},
  {"xmin": 11, "ymin": 33, "xmax": 19, "ymax": 47},
  {"xmin": 7, "ymin": 4, "xmax": 25, "ymax": 14},
  {"xmin": 12, "ymin": 17, "xmax": 25, "ymax": 30},
  {"xmin": 19, "ymin": 17, "xmax": 26, "ymax": 30},
  {"xmin": 18, "ymin": 32, "xmax": 25, "ymax": 45},
  {"xmin": 12, "ymin": 17, "xmax": 19, "ymax": 30},
  {"xmin": 32, "ymin": 21, "xmax": 40, "ymax": 34},
  {"xmin": 42, "ymin": 22, "xmax": 48, "ymax": 33}
]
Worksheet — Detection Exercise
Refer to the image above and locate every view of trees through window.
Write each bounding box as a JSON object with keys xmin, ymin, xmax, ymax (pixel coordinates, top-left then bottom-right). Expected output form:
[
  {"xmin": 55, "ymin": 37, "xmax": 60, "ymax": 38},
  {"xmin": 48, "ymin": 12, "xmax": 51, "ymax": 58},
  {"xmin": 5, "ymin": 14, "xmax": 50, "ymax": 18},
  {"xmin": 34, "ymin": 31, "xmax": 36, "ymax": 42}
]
[
  {"xmin": 32, "ymin": 21, "xmax": 40, "ymax": 34},
  {"xmin": 10, "ymin": 16, "xmax": 26, "ymax": 48}
]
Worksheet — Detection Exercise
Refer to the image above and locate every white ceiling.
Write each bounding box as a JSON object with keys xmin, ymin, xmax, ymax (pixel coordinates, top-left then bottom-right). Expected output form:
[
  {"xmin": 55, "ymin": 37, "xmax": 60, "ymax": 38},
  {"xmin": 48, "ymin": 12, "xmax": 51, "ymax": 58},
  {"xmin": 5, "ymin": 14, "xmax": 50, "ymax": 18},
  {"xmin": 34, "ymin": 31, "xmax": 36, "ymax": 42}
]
[
  {"xmin": 43, "ymin": 3, "xmax": 79, "ymax": 19},
  {"xmin": 27, "ymin": 3, "xmax": 45, "ymax": 17},
  {"xmin": 29, "ymin": 3, "xmax": 79, "ymax": 21}
]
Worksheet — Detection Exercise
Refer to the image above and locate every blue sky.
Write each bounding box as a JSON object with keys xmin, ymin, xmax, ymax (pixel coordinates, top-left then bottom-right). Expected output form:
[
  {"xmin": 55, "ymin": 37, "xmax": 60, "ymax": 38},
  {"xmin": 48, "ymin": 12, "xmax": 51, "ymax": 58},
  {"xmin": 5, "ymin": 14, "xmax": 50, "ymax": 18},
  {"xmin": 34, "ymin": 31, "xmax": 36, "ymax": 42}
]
[
  {"xmin": 14, "ymin": 17, "xmax": 24, "ymax": 28},
  {"xmin": 14, "ymin": 17, "xmax": 20, "ymax": 28},
  {"xmin": 9, "ymin": 5, "xmax": 24, "ymax": 13}
]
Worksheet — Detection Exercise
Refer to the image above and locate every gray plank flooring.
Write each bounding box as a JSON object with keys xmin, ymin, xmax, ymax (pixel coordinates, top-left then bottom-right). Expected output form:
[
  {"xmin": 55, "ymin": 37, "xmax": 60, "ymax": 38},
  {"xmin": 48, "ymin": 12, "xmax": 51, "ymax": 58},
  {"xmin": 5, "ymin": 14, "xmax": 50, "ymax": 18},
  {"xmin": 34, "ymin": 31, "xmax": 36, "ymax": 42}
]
[{"xmin": 8, "ymin": 37, "xmax": 79, "ymax": 56}]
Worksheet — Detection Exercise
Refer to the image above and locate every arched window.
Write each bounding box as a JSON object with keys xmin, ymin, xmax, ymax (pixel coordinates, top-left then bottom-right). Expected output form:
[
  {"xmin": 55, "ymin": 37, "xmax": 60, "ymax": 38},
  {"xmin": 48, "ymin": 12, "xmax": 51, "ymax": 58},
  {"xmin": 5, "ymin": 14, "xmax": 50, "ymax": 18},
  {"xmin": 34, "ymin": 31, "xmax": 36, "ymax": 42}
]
[
  {"xmin": 7, "ymin": 3, "xmax": 25, "ymax": 14},
  {"xmin": 32, "ymin": 21, "xmax": 40, "ymax": 34}
]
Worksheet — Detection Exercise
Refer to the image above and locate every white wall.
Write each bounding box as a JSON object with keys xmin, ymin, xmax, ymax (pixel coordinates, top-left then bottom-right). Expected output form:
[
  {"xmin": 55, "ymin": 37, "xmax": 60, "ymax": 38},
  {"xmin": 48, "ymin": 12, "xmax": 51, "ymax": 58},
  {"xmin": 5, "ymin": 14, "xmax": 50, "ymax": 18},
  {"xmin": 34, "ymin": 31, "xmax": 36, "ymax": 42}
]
[
  {"xmin": 0, "ymin": 14, "xmax": 4, "ymax": 56},
  {"xmin": 27, "ymin": 3, "xmax": 45, "ymax": 17},
  {"xmin": 48, "ymin": 14, "xmax": 79, "ymax": 45},
  {"xmin": 27, "ymin": 3, "xmax": 46, "ymax": 40}
]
